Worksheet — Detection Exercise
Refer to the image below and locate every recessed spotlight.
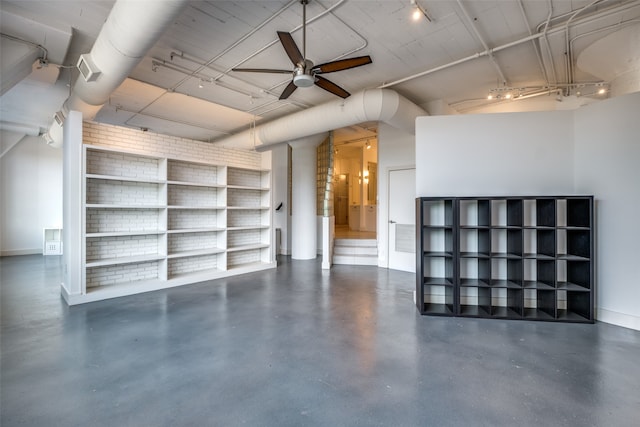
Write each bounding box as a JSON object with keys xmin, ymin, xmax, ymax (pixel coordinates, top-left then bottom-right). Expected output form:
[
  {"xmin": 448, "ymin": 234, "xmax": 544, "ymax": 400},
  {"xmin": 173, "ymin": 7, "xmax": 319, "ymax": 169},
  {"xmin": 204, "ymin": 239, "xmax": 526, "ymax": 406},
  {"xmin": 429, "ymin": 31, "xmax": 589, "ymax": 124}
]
[
  {"xmin": 598, "ymin": 88, "xmax": 606, "ymax": 95},
  {"xmin": 487, "ymin": 94, "xmax": 493, "ymax": 100},
  {"xmin": 505, "ymin": 93, "xmax": 512, "ymax": 99}
]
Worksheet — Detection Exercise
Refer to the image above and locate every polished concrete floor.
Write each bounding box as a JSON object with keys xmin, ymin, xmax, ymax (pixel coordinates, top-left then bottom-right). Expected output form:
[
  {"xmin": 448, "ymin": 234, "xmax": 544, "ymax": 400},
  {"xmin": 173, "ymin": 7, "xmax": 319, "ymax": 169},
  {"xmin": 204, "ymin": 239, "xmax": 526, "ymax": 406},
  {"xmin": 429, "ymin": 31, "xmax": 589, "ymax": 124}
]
[{"xmin": 1, "ymin": 255, "xmax": 639, "ymax": 427}]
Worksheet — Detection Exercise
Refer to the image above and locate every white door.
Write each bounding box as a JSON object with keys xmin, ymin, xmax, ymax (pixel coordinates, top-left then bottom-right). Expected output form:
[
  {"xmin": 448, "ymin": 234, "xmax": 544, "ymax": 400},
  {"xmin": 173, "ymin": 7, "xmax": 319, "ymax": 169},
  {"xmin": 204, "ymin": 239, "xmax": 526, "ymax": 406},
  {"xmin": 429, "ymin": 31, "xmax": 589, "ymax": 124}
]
[{"xmin": 388, "ymin": 168, "xmax": 416, "ymax": 272}]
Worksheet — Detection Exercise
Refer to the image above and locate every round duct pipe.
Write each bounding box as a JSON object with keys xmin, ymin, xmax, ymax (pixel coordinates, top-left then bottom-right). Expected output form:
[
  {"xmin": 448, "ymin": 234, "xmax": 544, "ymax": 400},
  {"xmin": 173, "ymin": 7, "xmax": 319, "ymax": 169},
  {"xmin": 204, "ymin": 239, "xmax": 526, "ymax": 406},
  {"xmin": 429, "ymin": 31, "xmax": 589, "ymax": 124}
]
[
  {"xmin": 212, "ymin": 89, "xmax": 428, "ymax": 150},
  {"xmin": 44, "ymin": 0, "xmax": 189, "ymax": 147}
]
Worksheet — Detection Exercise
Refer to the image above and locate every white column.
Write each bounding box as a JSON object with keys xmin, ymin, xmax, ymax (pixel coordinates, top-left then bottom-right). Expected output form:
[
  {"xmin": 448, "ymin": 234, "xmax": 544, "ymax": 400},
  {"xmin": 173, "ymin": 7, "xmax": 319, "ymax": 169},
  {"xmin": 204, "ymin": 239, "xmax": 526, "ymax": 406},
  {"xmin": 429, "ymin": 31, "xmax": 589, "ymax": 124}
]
[{"xmin": 289, "ymin": 133, "xmax": 327, "ymax": 260}]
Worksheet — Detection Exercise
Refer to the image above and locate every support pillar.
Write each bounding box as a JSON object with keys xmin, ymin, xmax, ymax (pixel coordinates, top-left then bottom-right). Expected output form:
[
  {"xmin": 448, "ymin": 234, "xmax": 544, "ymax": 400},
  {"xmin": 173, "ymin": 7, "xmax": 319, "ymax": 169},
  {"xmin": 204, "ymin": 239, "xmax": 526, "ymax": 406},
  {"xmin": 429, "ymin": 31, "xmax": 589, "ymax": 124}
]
[{"xmin": 289, "ymin": 133, "xmax": 328, "ymax": 260}]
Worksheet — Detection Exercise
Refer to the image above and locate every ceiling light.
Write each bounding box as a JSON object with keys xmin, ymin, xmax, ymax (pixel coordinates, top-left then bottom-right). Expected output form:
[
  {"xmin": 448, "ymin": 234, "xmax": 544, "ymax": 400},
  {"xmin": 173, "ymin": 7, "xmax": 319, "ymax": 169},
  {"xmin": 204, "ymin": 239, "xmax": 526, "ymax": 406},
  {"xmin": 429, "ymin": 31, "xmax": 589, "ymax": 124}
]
[
  {"xmin": 487, "ymin": 94, "xmax": 493, "ymax": 100},
  {"xmin": 505, "ymin": 93, "xmax": 512, "ymax": 99},
  {"xmin": 410, "ymin": 0, "xmax": 432, "ymax": 22},
  {"xmin": 198, "ymin": 80, "xmax": 204, "ymax": 89},
  {"xmin": 366, "ymin": 141, "xmax": 371, "ymax": 149},
  {"xmin": 598, "ymin": 88, "xmax": 606, "ymax": 95}
]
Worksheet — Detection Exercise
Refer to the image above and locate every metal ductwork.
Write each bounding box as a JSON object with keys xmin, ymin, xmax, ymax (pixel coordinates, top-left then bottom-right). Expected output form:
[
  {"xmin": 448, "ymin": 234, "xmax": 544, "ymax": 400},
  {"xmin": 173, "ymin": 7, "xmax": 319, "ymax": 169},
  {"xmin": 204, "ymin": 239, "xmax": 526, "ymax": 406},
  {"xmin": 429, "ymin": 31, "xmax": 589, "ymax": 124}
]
[
  {"xmin": 44, "ymin": 0, "xmax": 188, "ymax": 147},
  {"xmin": 212, "ymin": 89, "xmax": 428, "ymax": 150}
]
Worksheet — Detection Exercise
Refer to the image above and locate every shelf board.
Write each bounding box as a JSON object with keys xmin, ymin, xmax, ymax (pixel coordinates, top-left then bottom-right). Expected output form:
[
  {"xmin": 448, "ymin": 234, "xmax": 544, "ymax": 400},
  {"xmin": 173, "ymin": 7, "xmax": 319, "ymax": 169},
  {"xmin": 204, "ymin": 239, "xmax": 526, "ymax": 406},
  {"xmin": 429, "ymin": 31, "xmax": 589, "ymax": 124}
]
[
  {"xmin": 226, "ymin": 261, "xmax": 274, "ymax": 271},
  {"xmin": 490, "ymin": 280, "xmax": 522, "ymax": 288},
  {"xmin": 423, "ymin": 251, "xmax": 454, "ymax": 257},
  {"xmin": 557, "ymin": 226, "xmax": 591, "ymax": 231},
  {"xmin": 423, "ymin": 225, "xmax": 453, "ymax": 230},
  {"xmin": 556, "ymin": 309, "xmax": 592, "ymax": 322},
  {"xmin": 167, "ymin": 205, "xmax": 225, "ymax": 210},
  {"xmin": 227, "ymin": 226, "xmax": 269, "ymax": 231},
  {"xmin": 421, "ymin": 303, "xmax": 454, "ymax": 316},
  {"xmin": 557, "ymin": 281, "xmax": 590, "ymax": 291},
  {"xmin": 227, "ymin": 185, "xmax": 269, "ymax": 191},
  {"xmin": 490, "ymin": 252, "xmax": 522, "ymax": 259},
  {"xmin": 167, "ymin": 180, "xmax": 224, "ymax": 188},
  {"xmin": 460, "ymin": 225, "xmax": 491, "ymax": 229},
  {"xmin": 167, "ymin": 228, "xmax": 225, "ymax": 234},
  {"xmin": 227, "ymin": 243, "xmax": 269, "ymax": 252},
  {"xmin": 167, "ymin": 248, "xmax": 225, "ymax": 259},
  {"xmin": 86, "ymin": 230, "xmax": 166, "ymax": 238},
  {"xmin": 523, "ymin": 253, "xmax": 555, "ymax": 260},
  {"xmin": 557, "ymin": 254, "xmax": 590, "ymax": 261},
  {"xmin": 523, "ymin": 226, "xmax": 556, "ymax": 230},
  {"xmin": 491, "ymin": 307, "xmax": 523, "ymax": 318},
  {"xmin": 85, "ymin": 173, "xmax": 164, "ymax": 184},
  {"xmin": 523, "ymin": 308, "xmax": 555, "ymax": 320},
  {"xmin": 86, "ymin": 204, "xmax": 165, "ymax": 209},
  {"xmin": 460, "ymin": 278, "xmax": 490, "ymax": 287},
  {"xmin": 226, "ymin": 206, "xmax": 270, "ymax": 210},
  {"xmin": 423, "ymin": 277, "xmax": 454, "ymax": 286},
  {"xmin": 460, "ymin": 252, "xmax": 491, "ymax": 258},
  {"xmin": 490, "ymin": 225, "xmax": 522, "ymax": 230},
  {"xmin": 459, "ymin": 305, "xmax": 491, "ymax": 317},
  {"xmin": 85, "ymin": 254, "xmax": 165, "ymax": 268},
  {"xmin": 522, "ymin": 280, "xmax": 555, "ymax": 290}
]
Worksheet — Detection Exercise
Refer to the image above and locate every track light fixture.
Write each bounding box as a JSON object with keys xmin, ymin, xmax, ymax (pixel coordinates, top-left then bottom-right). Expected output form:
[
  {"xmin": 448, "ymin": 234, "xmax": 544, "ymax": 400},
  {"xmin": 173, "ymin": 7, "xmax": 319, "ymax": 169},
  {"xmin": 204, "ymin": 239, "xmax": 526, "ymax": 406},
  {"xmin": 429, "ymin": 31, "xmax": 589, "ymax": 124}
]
[{"xmin": 410, "ymin": 0, "xmax": 433, "ymax": 22}]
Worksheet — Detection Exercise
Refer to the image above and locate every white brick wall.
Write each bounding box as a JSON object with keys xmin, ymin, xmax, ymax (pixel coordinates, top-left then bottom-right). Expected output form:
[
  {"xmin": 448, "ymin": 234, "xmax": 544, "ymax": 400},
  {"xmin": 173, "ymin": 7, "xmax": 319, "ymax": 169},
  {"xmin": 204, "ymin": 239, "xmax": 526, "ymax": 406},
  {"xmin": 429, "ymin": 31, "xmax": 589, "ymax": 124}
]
[
  {"xmin": 227, "ymin": 250, "xmax": 260, "ymax": 267},
  {"xmin": 87, "ymin": 149, "xmax": 161, "ymax": 180},
  {"xmin": 168, "ymin": 232, "xmax": 222, "ymax": 253},
  {"xmin": 86, "ymin": 179, "xmax": 162, "ymax": 206},
  {"xmin": 228, "ymin": 229, "xmax": 260, "ymax": 247},
  {"xmin": 86, "ymin": 235, "xmax": 160, "ymax": 261},
  {"xmin": 227, "ymin": 210, "xmax": 261, "ymax": 227},
  {"xmin": 227, "ymin": 189, "xmax": 262, "ymax": 207},
  {"xmin": 168, "ymin": 185, "xmax": 221, "ymax": 207},
  {"xmin": 168, "ymin": 255, "xmax": 218, "ymax": 276},
  {"xmin": 86, "ymin": 208, "xmax": 162, "ymax": 233},
  {"xmin": 168, "ymin": 209, "xmax": 220, "ymax": 230},
  {"xmin": 84, "ymin": 122, "xmax": 261, "ymax": 169},
  {"xmin": 86, "ymin": 261, "xmax": 160, "ymax": 288},
  {"xmin": 228, "ymin": 168, "xmax": 263, "ymax": 187},
  {"xmin": 168, "ymin": 160, "xmax": 220, "ymax": 184}
]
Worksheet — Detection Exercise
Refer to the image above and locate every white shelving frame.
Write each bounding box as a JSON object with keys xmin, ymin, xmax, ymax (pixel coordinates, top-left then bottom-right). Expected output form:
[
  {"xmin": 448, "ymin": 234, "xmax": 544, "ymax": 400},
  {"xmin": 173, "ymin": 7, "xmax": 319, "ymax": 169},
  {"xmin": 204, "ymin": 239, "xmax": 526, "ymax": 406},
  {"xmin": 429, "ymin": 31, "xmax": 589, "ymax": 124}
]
[{"xmin": 62, "ymin": 145, "xmax": 275, "ymax": 305}]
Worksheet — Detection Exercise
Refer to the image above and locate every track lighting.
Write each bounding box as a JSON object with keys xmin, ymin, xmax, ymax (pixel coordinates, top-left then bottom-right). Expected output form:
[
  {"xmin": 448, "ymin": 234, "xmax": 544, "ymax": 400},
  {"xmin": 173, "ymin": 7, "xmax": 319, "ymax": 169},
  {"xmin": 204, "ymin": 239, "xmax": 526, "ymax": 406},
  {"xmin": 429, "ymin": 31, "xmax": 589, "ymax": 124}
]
[{"xmin": 410, "ymin": 0, "xmax": 432, "ymax": 22}]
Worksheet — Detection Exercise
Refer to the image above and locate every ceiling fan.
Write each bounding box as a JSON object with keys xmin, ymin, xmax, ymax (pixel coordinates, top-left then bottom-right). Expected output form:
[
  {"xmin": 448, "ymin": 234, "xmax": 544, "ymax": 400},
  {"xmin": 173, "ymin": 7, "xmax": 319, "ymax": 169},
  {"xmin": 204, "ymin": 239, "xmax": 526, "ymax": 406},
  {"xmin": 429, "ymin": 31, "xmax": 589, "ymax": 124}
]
[{"xmin": 232, "ymin": 0, "xmax": 372, "ymax": 100}]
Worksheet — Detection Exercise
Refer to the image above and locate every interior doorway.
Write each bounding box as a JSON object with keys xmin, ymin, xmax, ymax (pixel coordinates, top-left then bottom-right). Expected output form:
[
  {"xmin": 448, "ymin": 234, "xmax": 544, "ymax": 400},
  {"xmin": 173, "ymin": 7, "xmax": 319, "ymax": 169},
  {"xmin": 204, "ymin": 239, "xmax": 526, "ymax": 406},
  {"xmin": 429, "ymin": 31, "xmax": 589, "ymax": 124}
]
[{"xmin": 332, "ymin": 124, "xmax": 378, "ymax": 240}]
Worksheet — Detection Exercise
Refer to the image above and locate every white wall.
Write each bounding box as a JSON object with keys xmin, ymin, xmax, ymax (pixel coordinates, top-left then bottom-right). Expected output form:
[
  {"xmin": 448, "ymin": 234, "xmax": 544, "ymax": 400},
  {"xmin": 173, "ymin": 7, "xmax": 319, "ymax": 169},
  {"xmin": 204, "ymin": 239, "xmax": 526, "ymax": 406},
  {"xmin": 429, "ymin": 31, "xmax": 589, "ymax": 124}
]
[
  {"xmin": 271, "ymin": 144, "xmax": 290, "ymax": 255},
  {"xmin": 377, "ymin": 122, "xmax": 415, "ymax": 268},
  {"xmin": 415, "ymin": 95, "xmax": 640, "ymax": 330},
  {"xmin": 1, "ymin": 132, "xmax": 62, "ymax": 255},
  {"xmin": 416, "ymin": 110, "xmax": 575, "ymax": 197},
  {"xmin": 573, "ymin": 92, "xmax": 640, "ymax": 330}
]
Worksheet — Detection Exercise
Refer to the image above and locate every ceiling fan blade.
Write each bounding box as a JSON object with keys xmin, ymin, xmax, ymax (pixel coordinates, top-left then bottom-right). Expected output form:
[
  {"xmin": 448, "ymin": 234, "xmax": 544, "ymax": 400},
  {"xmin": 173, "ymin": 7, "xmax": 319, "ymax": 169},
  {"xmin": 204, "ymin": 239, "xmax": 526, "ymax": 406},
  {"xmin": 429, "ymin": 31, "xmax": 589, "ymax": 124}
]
[
  {"xmin": 232, "ymin": 68, "xmax": 292, "ymax": 74},
  {"xmin": 315, "ymin": 76, "xmax": 350, "ymax": 99},
  {"xmin": 277, "ymin": 31, "xmax": 304, "ymax": 66},
  {"xmin": 312, "ymin": 56, "xmax": 372, "ymax": 74},
  {"xmin": 279, "ymin": 81, "xmax": 298, "ymax": 100}
]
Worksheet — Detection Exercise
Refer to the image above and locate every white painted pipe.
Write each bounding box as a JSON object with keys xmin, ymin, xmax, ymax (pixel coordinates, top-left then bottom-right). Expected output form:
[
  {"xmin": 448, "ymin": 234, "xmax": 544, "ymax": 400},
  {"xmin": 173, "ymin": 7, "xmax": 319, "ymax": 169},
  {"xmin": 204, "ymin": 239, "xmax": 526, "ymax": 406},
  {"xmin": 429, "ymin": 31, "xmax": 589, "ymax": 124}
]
[
  {"xmin": 0, "ymin": 121, "xmax": 41, "ymax": 136},
  {"xmin": 213, "ymin": 89, "xmax": 428, "ymax": 149},
  {"xmin": 45, "ymin": 0, "xmax": 188, "ymax": 146}
]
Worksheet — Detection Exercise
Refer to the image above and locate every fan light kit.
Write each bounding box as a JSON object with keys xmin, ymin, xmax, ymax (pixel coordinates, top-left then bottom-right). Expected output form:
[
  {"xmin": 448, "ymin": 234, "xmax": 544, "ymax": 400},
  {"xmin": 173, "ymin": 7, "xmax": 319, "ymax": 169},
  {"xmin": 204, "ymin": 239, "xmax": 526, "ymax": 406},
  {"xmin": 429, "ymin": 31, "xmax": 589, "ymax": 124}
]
[{"xmin": 232, "ymin": 0, "xmax": 372, "ymax": 100}]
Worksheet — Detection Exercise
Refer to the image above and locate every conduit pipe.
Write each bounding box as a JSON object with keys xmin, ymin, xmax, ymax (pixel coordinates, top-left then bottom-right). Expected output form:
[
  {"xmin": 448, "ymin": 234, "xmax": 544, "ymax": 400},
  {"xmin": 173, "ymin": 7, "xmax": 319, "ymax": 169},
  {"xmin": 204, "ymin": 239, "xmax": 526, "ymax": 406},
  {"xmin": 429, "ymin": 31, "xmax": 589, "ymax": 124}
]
[
  {"xmin": 44, "ymin": 0, "xmax": 188, "ymax": 146},
  {"xmin": 211, "ymin": 89, "xmax": 427, "ymax": 150}
]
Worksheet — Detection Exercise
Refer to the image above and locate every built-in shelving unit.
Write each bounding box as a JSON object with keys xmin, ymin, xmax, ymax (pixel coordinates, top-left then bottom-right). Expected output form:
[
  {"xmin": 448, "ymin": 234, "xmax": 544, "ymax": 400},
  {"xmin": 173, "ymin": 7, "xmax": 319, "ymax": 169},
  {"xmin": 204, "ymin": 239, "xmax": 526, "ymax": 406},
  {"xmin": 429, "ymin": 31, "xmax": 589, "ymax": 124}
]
[
  {"xmin": 63, "ymin": 145, "xmax": 274, "ymax": 305},
  {"xmin": 416, "ymin": 196, "xmax": 594, "ymax": 323}
]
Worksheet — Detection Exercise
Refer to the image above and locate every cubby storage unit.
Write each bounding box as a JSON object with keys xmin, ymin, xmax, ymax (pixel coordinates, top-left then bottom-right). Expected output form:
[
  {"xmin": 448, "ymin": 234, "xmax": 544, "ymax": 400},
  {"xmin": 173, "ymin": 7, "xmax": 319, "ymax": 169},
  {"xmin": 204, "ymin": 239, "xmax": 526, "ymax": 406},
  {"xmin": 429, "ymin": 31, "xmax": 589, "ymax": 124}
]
[
  {"xmin": 416, "ymin": 196, "xmax": 594, "ymax": 323},
  {"xmin": 62, "ymin": 145, "xmax": 275, "ymax": 305}
]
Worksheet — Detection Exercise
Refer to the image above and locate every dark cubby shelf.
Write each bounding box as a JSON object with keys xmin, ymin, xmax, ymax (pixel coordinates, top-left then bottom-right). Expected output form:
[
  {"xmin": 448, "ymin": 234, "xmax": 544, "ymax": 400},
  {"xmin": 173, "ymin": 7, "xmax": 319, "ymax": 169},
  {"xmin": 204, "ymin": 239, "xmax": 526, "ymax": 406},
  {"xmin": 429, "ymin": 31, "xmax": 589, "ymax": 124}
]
[{"xmin": 416, "ymin": 196, "xmax": 594, "ymax": 323}]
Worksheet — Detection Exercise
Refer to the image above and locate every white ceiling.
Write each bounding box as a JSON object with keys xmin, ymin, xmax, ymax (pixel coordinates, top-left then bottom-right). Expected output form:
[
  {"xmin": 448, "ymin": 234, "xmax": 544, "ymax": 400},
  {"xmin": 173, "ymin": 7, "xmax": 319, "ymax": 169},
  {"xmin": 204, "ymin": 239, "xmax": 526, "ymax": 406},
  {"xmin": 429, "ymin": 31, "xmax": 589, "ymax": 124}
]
[{"xmin": 1, "ymin": 0, "xmax": 639, "ymax": 144}]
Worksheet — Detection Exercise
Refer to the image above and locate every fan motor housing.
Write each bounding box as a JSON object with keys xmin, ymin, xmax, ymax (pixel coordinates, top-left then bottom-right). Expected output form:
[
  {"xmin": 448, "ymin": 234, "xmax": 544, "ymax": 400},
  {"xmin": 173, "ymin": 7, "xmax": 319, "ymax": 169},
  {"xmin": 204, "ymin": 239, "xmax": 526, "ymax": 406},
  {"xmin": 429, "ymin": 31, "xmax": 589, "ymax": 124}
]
[{"xmin": 293, "ymin": 73, "xmax": 315, "ymax": 87}]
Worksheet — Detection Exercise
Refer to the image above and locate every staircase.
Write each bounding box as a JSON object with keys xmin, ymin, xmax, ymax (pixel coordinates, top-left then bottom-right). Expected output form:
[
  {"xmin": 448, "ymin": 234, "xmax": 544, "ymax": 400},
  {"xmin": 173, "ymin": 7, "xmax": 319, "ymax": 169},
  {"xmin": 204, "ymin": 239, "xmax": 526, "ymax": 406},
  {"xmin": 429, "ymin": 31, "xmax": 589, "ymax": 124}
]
[{"xmin": 332, "ymin": 238, "xmax": 378, "ymax": 266}]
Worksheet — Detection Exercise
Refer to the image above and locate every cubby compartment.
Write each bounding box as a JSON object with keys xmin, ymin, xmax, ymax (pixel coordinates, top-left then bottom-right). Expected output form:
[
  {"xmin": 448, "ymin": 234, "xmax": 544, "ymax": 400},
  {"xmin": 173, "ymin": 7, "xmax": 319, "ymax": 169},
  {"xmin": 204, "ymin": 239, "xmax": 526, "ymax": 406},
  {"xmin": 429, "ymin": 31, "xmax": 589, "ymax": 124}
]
[
  {"xmin": 420, "ymin": 284, "xmax": 455, "ymax": 315},
  {"xmin": 168, "ymin": 184, "xmax": 224, "ymax": 208},
  {"xmin": 167, "ymin": 159, "xmax": 223, "ymax": 186},
  {"xmin": 168, "ymin": 208, "xmax": 225, "ymax": 231},
  {"xmin": 86, "ymin": 148, "xmax": 164, "ymax": 181},
  {"xmin": 416, "ymin": 196, "xmax": 593, "ymax": 323},
  {"xmin": 167, "ymin": 231, "xmax": 225, "ymax": 258},
  {"xmin": 86, "ymin": 260, "xmax": 163, "ymax": 288},
  {"xmin": 168, "ymin": 253, "xmax": 223, "ymax": 278},
  {"xmin": 86, "ymin": 178, "xmax": 165, "ymax": 207},
  {"xmin": 86, "ymin": 207, "xmax": 165, "ymax": 235}
]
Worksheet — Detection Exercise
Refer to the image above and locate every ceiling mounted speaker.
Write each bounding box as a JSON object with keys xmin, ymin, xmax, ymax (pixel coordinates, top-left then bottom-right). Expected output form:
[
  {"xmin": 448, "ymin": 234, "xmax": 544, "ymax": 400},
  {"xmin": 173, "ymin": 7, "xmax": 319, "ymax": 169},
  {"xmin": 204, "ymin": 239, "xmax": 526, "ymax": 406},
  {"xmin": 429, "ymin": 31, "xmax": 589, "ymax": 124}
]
[{"xmin": 77, "ymin": 54, "xmax": 101, "ymax": 82}]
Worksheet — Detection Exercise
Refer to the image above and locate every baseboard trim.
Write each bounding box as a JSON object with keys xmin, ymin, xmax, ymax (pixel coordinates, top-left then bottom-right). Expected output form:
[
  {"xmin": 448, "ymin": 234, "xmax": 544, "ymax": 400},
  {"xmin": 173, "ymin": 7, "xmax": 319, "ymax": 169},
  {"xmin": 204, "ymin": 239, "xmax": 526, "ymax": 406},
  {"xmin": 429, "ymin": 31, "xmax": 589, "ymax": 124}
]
[
  {"xmin": 597, "ymin": 308, "xmax": 640, "ymax": 331},
  {"xmin": 1, "ymin": 249, "xmax": 41, "ymax": 257}
]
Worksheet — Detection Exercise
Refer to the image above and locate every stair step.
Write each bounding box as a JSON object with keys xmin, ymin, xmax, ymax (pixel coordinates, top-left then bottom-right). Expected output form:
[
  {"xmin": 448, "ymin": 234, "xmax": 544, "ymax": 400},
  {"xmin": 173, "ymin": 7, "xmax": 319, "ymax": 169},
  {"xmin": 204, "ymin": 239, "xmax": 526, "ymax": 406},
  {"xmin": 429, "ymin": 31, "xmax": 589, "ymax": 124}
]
[
  {"xmin": 332, "ymin": 254, "xmax": 378, "ymax": 266},
  {"xmin": 333, "ymin": 245, "xmax": 377, "ymax": 256},
  {"xmin": 333, "ymin": 238, "xmax": 377, "ymax": 247}
]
